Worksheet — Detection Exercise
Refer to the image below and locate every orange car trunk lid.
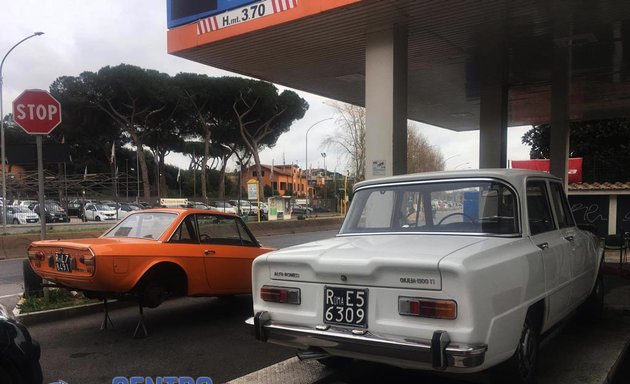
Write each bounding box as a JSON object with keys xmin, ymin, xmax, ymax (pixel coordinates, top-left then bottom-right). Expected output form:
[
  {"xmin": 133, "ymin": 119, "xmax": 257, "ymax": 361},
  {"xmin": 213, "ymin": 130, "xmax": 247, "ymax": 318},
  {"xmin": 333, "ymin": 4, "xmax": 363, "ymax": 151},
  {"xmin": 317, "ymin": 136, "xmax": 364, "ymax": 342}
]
[{"xmin": 28, "ymin": 239, "xmax": 101, "ymax": 277}]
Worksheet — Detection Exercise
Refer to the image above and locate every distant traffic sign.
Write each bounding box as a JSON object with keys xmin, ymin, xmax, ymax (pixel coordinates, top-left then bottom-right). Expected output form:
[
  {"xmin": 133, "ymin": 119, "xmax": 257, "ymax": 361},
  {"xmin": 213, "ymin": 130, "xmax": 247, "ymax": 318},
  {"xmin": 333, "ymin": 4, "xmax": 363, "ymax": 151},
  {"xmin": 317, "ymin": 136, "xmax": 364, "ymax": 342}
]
[{"xmin": 12, "ymin": 89, "xmax": 62, "ymax": 135}]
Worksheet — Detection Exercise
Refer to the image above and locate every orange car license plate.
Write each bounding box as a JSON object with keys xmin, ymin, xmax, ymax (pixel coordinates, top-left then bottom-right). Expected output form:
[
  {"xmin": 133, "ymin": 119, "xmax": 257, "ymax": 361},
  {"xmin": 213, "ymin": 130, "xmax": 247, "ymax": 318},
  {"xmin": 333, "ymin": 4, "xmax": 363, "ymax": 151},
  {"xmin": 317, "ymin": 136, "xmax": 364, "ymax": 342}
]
[{"xmin": 55, "ymin": 252, "xmax": 72, "ymax": 272}]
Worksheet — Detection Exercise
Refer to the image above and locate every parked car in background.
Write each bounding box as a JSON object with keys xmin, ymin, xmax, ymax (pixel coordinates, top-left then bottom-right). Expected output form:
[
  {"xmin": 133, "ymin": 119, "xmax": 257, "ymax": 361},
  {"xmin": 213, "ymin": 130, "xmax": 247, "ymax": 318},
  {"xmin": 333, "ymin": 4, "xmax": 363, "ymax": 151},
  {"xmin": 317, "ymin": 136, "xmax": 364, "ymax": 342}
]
[
  {"xmin": 229, "ymin": 200, "xmax": 258, "ymax": 216},
  {"xmin": 5, "ymin": 206, "xmax": 39, "ymax": 225},
  {"xmin": 83, "ymin": 203, "xmax": 117, "ymax": 222},
  {"xmin": 210, "ymin": 201, "xmax": 237, "ymax": 214},
  {"xmin": 251, "ymin": 201, "xmax": 269, "ymax": 215},
  {"xmin": 32, "ymin": 203, "xmax": 70, "ymax": 223},
  {"xmin": 117, "ymin": 202, "xmax": 142, "ymax": 219},
  {"xmin": 248, "ymin": 169, "xmax": 604, "ymax": 383},
  {"xmin": 0, "ymin": 303, "xmax": 42, "ymax": 384},
  {"xmin": 27, "ymin": 208, "xmax": 275, "ymax": 308},
  {"xmin": 66, "ymin": 200, "xmax": 84, "ymax": 217},
  {"xmin": 289, "ymin": 203, "xmax": 312, "ymax": 215},
  {"xmin": 186, "ymin": 201, "xmax": 211, "ymax": 210},
  {"xmin": 17, "ymin": 200, "xmax": 37, "ymax": 210}
]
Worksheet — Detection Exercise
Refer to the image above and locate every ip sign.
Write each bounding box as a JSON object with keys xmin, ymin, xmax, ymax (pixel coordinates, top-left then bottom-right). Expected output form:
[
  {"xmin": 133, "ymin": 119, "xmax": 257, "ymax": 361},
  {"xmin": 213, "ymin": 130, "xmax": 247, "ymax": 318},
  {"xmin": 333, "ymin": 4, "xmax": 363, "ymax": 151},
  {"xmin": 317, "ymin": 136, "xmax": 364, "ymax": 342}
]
[{"xmin": 12, "ymin": 89, "xmax": 62, "ymax": 135}]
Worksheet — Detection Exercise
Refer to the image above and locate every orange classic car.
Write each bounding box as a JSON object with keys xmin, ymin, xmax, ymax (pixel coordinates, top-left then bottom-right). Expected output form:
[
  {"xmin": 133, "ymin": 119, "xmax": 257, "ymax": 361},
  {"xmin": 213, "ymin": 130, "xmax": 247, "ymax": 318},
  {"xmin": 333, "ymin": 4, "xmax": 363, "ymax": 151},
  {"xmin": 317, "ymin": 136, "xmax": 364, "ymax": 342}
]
[{"xmin": 27, "ymin": 208, "xmax": 274, "ymax": 308}]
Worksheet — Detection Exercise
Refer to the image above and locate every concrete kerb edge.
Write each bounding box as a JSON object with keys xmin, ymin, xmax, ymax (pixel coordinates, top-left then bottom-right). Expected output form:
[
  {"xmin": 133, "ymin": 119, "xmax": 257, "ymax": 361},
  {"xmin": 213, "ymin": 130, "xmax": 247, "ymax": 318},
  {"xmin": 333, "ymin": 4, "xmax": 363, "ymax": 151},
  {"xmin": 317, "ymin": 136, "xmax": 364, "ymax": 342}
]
[
  {"xmin": 605, "ymin": 338, "xmax": 630, "ymax": 384},
  {"xmin": 15, "ymin": 299, "xmax": 134, "ymax": 326}
]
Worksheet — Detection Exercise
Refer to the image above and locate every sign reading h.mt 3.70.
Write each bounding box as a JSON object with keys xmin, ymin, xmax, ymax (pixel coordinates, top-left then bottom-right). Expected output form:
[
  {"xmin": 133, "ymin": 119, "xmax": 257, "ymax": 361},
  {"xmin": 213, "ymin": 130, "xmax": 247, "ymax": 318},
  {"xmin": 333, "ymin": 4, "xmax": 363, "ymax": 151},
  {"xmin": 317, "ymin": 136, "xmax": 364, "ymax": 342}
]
[{"xmin": 12, "ymin": 89, "xmax": 62, "ymax": 135}]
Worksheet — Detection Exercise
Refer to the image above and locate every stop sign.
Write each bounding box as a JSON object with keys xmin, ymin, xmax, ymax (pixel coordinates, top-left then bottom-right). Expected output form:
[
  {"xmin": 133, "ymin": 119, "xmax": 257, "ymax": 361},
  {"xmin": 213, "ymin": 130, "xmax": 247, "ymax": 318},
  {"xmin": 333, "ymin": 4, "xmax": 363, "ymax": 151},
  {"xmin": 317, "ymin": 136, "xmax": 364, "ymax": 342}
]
[{"xmin": 12, "ymin": 89, "xmax": 62, "ymax": 135}]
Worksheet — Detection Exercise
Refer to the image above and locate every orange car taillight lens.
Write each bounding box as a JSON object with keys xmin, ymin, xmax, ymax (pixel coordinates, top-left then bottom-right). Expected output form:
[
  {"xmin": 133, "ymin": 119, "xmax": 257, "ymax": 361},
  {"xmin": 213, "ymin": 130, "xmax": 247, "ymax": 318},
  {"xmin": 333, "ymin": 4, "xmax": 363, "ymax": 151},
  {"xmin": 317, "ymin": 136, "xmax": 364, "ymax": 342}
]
[
  {"xmin": 260, "ymin": 286, "xmax": 301, "ymax": 305},
  {"xmin": 398, "ymin": 297, "xmax": 457, "ymax": 320},
  {"xmin": 27, "ymin": 250, "xmax": 46, "ymax": 261},
  {"xmin": 80, "ymin": 256, "xmax": 95, "ymax": 266}
]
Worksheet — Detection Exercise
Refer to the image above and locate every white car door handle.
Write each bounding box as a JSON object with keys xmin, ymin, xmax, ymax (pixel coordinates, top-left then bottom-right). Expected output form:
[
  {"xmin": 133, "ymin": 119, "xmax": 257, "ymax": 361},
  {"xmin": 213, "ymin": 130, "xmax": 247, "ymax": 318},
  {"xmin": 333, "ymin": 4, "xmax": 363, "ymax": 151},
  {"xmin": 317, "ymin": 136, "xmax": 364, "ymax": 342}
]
[
  {"xmin": 537, "ymin": 242, "xmax": 549, "ymax": 250},
  {"xmin": 564, "ymin": 235, "xmax": 575, "ymax": 242}
]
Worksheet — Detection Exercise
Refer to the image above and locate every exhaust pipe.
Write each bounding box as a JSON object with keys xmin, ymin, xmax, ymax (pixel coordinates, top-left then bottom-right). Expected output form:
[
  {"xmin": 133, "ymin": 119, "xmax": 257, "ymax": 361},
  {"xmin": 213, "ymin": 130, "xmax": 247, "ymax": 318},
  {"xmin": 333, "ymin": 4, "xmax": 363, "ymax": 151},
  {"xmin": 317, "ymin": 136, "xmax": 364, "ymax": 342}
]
[{"xmin": 296, "ymin": 349, "xmax": 329, "ymax": 361}]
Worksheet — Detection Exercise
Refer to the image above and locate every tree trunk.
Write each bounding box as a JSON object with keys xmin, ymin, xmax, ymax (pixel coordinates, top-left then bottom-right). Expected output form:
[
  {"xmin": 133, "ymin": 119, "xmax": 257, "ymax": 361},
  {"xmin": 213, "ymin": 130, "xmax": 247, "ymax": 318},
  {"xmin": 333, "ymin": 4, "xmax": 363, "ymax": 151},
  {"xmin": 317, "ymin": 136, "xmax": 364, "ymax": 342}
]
[
  {"xmin": 159, "ymin": 154, "xmax": 168, "ymax": 198},
  {"xmin": 201, "ymin": 128, "xmax": 210, "ymax": 204},
  {"xmin": 218, "ymin": 159, "xmax": 228, "ymax": 200},
  {"xmin": 252, "ymin": 148, "xmax": 265, "ymax": 200},
  {"xmin": 130, "ymin": 132, "xmax": 151, "ymax": 202}
]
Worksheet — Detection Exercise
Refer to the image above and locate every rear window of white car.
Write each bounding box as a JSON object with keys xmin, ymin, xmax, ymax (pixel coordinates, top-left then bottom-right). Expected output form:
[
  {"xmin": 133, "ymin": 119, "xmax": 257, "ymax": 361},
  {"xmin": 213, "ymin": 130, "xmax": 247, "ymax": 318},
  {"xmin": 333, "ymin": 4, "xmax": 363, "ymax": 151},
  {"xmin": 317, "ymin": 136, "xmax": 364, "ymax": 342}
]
[{"xmin": 340, "ymin": 179, "xmax": 519, "ymax": 235}]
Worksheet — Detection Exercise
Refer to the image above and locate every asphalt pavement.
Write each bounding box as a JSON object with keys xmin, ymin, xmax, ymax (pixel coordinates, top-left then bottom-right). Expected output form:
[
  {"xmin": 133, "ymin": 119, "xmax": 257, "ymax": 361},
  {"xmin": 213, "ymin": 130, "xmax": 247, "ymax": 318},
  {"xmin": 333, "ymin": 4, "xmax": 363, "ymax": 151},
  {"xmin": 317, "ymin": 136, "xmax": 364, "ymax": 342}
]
[{"xmin": 4, "ymin": 235, "xmax": 630, "ymax": 383}]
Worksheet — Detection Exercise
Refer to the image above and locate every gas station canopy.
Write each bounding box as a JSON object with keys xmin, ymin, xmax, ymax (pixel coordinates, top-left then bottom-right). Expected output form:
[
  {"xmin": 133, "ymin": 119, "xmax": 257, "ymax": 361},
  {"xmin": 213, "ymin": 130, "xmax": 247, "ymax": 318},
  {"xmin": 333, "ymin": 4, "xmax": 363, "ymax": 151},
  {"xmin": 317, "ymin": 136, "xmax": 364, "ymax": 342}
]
[{"xmin": 168, "ymin": 0, "xmax": 630, "ymax": 132}]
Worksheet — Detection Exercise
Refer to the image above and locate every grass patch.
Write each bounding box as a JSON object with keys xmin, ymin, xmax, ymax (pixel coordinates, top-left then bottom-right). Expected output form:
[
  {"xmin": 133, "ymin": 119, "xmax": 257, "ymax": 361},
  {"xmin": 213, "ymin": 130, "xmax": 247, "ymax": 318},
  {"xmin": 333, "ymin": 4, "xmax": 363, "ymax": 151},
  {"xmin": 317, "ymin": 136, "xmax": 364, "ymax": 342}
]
[{"xmin": 17, "ymin": 288, "xmax": 99, "ymax": 314}]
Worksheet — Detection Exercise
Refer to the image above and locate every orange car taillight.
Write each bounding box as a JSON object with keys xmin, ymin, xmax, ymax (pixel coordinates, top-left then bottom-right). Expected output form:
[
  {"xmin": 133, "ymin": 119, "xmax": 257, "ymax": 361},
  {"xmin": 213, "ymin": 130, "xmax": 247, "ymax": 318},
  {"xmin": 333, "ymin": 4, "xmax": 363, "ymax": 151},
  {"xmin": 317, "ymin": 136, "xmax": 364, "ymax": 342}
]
[
  {"xmin": 398, "ymin": 297, "xmax": 457, "ymax": 320},
  {"xmin": 79, "ymin": 256, "xmax": 95, "ymax": 273},
  {"xmin": 27, "ymin": 250, "xmax": 46, "ymax": 261},
  {"xmin": 260, "ymin": 286, "xmax": 301, "ymax": 305}
]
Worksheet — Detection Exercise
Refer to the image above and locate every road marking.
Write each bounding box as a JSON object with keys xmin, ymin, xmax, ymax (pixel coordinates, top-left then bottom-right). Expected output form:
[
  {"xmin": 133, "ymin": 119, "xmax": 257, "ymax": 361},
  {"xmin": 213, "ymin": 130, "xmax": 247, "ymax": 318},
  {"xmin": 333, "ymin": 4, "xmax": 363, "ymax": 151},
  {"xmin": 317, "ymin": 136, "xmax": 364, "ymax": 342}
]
[
  {"xmin": 226, "ymin": 357, "xmax": 331, "ymax": 384},
  {"xmin": 0, "ymin": 293, "xmax": 21, "ymax": 299}
]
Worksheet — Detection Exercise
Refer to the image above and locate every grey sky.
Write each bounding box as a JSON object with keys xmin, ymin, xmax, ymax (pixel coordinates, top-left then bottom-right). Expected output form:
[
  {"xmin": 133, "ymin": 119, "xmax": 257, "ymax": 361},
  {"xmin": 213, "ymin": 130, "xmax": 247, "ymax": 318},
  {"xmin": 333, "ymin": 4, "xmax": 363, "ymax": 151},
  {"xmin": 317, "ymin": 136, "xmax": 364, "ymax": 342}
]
[{"xmin": 1, "ymin": 0, "xmax": 531, "ymax": 174}]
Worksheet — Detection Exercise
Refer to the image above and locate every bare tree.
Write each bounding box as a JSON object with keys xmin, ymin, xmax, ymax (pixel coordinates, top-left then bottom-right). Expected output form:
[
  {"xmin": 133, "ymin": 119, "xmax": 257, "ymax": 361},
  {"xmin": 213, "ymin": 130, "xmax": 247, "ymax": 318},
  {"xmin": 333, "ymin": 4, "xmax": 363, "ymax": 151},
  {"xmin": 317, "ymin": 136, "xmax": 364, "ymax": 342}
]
[
  {"xmin": 407, "ymin": 123, "xmax": 444, "ymax": 173},
  {"xmin": 324, "ymin": 104, "xmax": 442, "ymax": 177},
  {"xmin": 322, "ymin": 102, "xmax": 366, "ymax": 180}
]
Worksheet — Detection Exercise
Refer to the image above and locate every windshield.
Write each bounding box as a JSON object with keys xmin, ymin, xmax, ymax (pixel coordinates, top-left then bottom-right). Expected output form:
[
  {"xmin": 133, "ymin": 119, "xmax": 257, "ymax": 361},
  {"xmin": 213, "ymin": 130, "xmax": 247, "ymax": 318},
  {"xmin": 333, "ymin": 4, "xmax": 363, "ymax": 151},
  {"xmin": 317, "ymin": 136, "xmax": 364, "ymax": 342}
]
[
  {"xmin": 44, "ymin": 203, "xmax": 64, "ymax": 212},
  {"xmin": 103, "ymin": 212, "xmax": 177, "ymax": 240},
  {"xmin": 96, "ymin": 204, "xmax": 113, "ymax": 210},
  {"xmin": 340, "ymin": 179, "xmax": 519, "ymax": 236}
]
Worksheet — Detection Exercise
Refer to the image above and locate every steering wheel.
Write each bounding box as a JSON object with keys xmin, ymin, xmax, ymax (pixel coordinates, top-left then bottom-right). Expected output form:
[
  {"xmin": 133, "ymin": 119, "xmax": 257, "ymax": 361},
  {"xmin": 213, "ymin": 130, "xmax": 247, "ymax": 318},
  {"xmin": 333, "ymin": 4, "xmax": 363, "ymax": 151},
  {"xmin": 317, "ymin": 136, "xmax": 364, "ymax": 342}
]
[
  {"xmin": 199, "ymin": 234, "xmax": 211, "ymax": 242},
  {"xmin": 437, "ymin": 212, "xmax": 476, "ymax": 225}
]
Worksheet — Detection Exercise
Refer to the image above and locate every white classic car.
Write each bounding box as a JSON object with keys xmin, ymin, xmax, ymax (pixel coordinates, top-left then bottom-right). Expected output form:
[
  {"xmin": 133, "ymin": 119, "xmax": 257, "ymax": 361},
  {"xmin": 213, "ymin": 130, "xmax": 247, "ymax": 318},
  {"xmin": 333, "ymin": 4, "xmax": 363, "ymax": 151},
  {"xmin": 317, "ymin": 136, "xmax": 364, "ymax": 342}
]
[{"xmin": 248, "ymin": 169, "xmax": 604, "ymax": 383}]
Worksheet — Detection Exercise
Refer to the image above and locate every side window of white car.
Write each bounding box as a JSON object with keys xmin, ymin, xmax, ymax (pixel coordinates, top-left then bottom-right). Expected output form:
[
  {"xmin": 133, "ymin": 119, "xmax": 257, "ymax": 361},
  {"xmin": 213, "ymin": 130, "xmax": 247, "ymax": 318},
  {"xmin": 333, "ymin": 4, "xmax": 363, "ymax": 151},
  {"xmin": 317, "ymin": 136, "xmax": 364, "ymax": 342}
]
[{"xmin": 526, "ymin": 181, "xmax": 556, "ymax": 235}]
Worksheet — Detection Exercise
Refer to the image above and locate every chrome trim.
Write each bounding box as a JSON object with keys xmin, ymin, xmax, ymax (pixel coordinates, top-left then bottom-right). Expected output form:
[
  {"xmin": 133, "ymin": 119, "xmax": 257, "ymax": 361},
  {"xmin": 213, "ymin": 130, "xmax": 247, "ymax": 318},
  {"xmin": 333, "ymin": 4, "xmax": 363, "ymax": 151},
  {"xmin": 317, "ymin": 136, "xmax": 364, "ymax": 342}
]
[
  {"xmin": 247, "ymin": 312, "xmax": 487, "ymax": 369},
  {"xmin": 337, "ymin": 231, "xmax": 521, "ymax": 238}
]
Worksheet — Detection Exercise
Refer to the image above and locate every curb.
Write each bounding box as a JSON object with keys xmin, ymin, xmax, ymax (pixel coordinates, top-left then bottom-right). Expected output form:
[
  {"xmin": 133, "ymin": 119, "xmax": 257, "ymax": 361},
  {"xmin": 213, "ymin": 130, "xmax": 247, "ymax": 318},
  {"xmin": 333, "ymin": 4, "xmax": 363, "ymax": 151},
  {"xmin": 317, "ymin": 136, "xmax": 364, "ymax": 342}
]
[
  {"xmin": 15, "ymin": 299, "xmax": 134, "ymax": 326},
  {"xmin": 606, "ymin": 339, "xmax": 630, "ymax": 384}
]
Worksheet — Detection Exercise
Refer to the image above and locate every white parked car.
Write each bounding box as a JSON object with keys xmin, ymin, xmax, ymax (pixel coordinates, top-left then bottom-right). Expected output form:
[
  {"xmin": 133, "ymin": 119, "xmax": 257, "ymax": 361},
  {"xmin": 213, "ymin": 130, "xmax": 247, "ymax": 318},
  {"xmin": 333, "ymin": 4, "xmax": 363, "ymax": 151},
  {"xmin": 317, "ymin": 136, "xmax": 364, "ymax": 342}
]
[
  {"xmin": 116, "ymin": 203, "xmax": 142, "ymax": 219},
  {"xmin": 248, "ymin": 169, "xmax": 603, "ymax": 383},
  {"xmin": 209, "ymin": 201, "xmax": 237, "ymax": 214},
  {"xmin": 229, "ymin": 200, "xmax": 259, "ymax": 216},
  {"xmin": 252, "ymin": 201, "xmax": 269, "ymax": 214},
  {"xmin": 83, "ymin": 203, "xmax": 117, "ymax": 221},
  {"xmin": 5, "ymin": 206, "xmax": 39, "ymax": 224}
]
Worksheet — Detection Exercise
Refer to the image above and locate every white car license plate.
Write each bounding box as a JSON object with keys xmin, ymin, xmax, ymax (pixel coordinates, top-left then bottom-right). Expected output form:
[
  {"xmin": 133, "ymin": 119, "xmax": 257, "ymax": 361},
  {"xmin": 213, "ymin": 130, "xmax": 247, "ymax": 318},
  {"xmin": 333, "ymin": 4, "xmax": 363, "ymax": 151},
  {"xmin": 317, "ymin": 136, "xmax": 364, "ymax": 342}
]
[
  {"xmin": 55, "ymin": 252, "xmax": 72, "ymax": 272},
  {"xmin": 323, "ymin": 286, "xmax": 368, "ymax": 327}
]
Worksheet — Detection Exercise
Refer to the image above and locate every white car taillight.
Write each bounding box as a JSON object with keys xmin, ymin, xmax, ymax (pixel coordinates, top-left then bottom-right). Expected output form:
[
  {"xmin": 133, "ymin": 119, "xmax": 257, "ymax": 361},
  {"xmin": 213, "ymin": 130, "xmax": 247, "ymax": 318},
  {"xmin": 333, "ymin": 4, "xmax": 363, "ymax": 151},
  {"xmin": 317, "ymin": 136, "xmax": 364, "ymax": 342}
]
[
  {"xmin": 260, "ymin": 285, "xmax": 301, "ymax": 304},
  {"xmin": 398, "ymin": 297, "xmax": 457, "ymax": 320}
]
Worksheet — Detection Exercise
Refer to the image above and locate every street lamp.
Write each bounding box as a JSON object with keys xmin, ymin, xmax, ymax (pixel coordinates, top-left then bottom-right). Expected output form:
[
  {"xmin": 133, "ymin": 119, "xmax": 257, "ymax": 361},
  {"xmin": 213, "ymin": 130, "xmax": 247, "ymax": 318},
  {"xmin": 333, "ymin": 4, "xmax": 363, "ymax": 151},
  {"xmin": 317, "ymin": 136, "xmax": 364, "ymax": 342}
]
[
  {"xmin": 1, "ymin": 32, "xmax": 44, "ymax": 233},
  {"xmin": 305, "ymin": 117, "xmax": 332, "ymax": 211},
  {"xmin": 441, "ymin": 154, "xmax": 460, "ymax": 170},
  {"xmin": 454, "ymin": 162, "xmax": 470, "ymax": 170}
]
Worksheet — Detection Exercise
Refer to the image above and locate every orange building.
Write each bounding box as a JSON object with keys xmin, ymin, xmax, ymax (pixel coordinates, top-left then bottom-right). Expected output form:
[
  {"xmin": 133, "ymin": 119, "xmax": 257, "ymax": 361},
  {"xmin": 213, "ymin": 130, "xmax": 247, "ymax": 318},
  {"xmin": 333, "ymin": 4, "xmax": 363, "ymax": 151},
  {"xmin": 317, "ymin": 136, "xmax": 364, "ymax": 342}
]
[{"xmin": 241, "ymin": 164, "xmax": 310, "ymax": 198}]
